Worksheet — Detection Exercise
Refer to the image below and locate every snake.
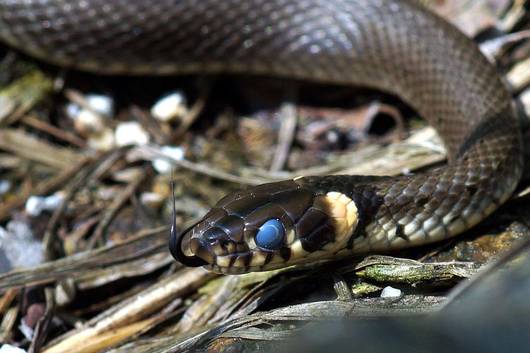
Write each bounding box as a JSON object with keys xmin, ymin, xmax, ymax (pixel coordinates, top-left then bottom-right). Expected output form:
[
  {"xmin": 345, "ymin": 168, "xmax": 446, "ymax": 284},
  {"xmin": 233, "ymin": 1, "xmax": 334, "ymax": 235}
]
[{"xmin": 0, "ymin": 0, "xmax": 523, "ymax": 274}]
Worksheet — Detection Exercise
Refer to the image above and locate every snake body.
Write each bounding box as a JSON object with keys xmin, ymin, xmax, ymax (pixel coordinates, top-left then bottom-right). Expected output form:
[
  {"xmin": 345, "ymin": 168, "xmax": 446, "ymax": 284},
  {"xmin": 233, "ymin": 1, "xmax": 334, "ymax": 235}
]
[{"xmin": 0, "ymin": 0, "xmax": 523, "ymax": 273}]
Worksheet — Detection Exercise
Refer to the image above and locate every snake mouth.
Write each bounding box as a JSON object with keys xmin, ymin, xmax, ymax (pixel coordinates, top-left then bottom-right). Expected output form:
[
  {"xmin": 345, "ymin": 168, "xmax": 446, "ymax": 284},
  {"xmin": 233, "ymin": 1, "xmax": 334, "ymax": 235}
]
[
  {"xmin": 170, "ymin": 221, "xmax": 257, "ymax": 271},
  {"xmin": 169, "ymin": 223, "xmax": 209, "ymax": 267}
]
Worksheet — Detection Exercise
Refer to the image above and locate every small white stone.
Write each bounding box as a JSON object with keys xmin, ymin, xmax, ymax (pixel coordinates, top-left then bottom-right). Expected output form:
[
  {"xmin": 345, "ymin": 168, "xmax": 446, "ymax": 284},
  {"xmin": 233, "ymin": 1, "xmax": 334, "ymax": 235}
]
[
  {"xmin": 152, "ymin": 146, "xmax": 185, "ymax": 173},
  {"xmin": 0, "ymin": 180, "xmax": 11, "ymax": 195},
  {"xmin": 66, "ymin": 94, "xmax": 114, "ymax": 136},
  {"xmin": 25, "ymin": 192, "xmax": 65, "ymax": 216},
  {"xmin": 85, "ymin": 94, "xmax": 114, "ymax": 116},
  {"xmin": 43, "ymin": 192, "xmax": 65, "ymax": 210},
  {"xmin": 65, "ymin": 102, "xmax": 81, "ymax": 120},
  {"xmin": 19, "ymin": 320, "xmax": 34, "ymax": 340},
  {"xmin": 115, "ymin": 121, "xmax": 150, "ymax": 146},
  {"xmin": 0, "ymin": 221, "xmax": 44, "ymax": 270},
  {"xmin": 151, "ymin": 91, "xmax": 187, "ymax": 122},
  {"xmin": 0, "ymin": 344, "xmax": 28, "ymax": 353},
  {"xmin": 25, "ymin": 196, "xmax": 45, "ymax": 216},
  {"xmin": 380, "ymin": 286, "xmax": 402, "ymax": 298}
]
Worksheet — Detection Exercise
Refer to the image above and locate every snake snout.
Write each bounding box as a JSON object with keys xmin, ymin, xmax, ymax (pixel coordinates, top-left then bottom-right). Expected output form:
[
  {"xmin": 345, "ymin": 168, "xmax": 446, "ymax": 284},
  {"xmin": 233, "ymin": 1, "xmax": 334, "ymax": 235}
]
[{"xmin": 169, "ymin": 223, "xmax": 208, "ymax": 267}]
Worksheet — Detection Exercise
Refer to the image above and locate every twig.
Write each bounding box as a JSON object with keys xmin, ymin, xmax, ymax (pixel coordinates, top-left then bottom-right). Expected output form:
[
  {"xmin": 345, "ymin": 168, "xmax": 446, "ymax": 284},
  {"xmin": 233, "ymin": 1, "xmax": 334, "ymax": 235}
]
[
  {"xmin": 132, "ymin": 146, "xmax": 272, "ymax": 185},
  {"xmin": 21, "ymin": 114, "xmax": 86, "ymax": 148},
  {"xmin": 171, "ymin": 84, "xmax": 211, "ymax": 140},
  {"xmin": 0, "ymin": 129, "xmax": 82, "ymax": 169},
  {"xmin": 0, "ymin": 156, "xmax": 92, "ymax": 222},
  {"xmin": 42, "ymin": 161, "xmax": 96, "ymax": 260},
  {"xmin": 87, "ymin": 170, "xmax": 148, "ymax": 249},
  {"xmin": 269, "ymin": 103, "xmax": 297, "ymax": 172}
]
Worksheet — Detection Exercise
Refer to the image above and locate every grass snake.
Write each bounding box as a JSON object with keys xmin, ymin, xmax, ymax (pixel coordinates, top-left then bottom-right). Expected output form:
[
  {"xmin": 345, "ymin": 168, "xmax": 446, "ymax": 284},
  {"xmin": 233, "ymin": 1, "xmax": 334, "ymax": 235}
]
[{"xmin": 0, "ymin": 0, "xmax": 523, "ymax": 274}]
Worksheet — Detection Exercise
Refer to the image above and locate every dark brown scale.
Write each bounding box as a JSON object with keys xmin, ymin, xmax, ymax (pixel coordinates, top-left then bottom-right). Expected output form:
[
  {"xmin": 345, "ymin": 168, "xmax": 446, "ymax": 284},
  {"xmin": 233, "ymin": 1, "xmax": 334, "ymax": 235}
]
[
  {"xmin": 395, "ymin": 223, "xmax": 408, "ymax": 241},
  {"xmin": 279, "ymin": 247, "xmax": 291, "ymax": 261},
  {"xmin": 270, "ymin": 189, "xmax": 315, "ymax": 222},
  {"xmin": 222, "ymin": 194, "xmax": 272, "ymax": 217},
  {"xmin": 238, "ymin": 253, "xmax": 252, "ymax": 268},
  {"xmin": 243, "ymin": 204, "xmax": 295, "ymax": 230},
  {"xmin": 213, "ymin": 215, "xmax": 246, "ymax": 241},
  {"xmin": 295, "ymin": 208, "xmax": 330, "ymax": 237},
  {"xmin": 248, "ymin": 180, "xmax": 301, "ymax": 197},
  {"xmin": 203, "ymin": 208, "xmax": 228, "ymax": 226},
  {"xmin": 415, "ymin": 195, "xmax": 430, "ymax": 207},
  {"xmin": 264, "ymin": 252, "xmax": 274, "ymax": 265},
  {"xmin": 203, "ymin": 227, "xmax": 227, "ymax": 243},
  {"xmin": 300, "ymin": 223, "xmax": 335, "ymax": 252}
]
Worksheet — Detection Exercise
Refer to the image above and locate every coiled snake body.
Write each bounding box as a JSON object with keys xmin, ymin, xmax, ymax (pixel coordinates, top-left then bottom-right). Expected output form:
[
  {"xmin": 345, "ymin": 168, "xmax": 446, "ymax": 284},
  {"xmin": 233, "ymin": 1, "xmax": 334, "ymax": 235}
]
[{"xmin": 0, "ymin": 0, "xmax": 523, "ymax": 273}]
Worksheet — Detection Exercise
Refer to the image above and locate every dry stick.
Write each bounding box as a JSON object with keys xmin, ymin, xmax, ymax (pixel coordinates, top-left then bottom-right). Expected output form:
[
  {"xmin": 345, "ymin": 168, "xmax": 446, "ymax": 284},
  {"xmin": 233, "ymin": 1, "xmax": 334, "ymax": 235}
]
[
  {"xmin": 171, "ymin": 84, "xmax": 211, "ymax": 141},
  {"xmin": 0, "ymin": 156, "xmax": 92, "ymax": 222},
  {"xmin": 172, "ymin": 156, "xmax": 269, "ymax": 185},
  {"xmin": 142, "ymin": 146, "xmax": 271, "ymax": 185},
  {"xmin": 89, "ymin": 147, "xmax": 129, "ymax": 182},
  {"xmin": 86, "ymin": 170, "xmax": 148, "ymax": 249},
  {"xmin": 0, "ymin": 307, "xmax": 18, "ymax": 343},
  {"xmin": 269, "ymin": 103, "xmax": 298, "ymax": 172},
  {"xmin": 43, "ymin": 149, "xmax": 129, "ymax": 258},
  {"xmin": 0, "ymin": 288, "xmax": 17, "ymax": 313},
  {"xmin": 42, "ymin": 161, "xmax": 96, "ymax": 260},
  {"xmin": 42, "ymin": 268, "xmax": 214, "ymax": 353},
  {"xmin": 21, "ymin": 114, "xmax": 87, "ymax": 148},
  {"xmin": 0, "ymin": 226, "xmax": 168, "ymax": 290},
  {"xmin": 63, "ymin": 89, "xmax": 108, "ymax": 118},
  {"xmin": 0, "ymin": 129, "xmax": 81, "ymax": 169}
]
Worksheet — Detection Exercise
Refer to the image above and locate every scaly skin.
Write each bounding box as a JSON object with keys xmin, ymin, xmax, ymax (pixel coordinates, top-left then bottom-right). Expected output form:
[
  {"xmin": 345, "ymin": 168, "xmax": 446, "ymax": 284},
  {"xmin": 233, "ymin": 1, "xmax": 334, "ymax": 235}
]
[{"xmin": 0, "ymin": 0, "xmax": 522, "ymax": 273}]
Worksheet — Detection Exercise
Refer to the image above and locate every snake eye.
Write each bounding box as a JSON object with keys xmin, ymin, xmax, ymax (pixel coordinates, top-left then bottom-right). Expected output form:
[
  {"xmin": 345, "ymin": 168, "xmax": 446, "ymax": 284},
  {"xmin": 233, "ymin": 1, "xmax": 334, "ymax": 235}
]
[{"xmin": 255, "ymin": 219, "xmax": 285, "ymax": 250}]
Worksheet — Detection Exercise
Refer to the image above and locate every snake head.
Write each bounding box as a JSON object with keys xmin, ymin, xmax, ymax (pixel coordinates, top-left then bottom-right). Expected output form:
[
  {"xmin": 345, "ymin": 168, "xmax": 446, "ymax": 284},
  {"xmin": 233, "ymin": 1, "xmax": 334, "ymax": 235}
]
[{"xmin": 170, "ymin": 179, "xmax": 359, "ymax": 274}]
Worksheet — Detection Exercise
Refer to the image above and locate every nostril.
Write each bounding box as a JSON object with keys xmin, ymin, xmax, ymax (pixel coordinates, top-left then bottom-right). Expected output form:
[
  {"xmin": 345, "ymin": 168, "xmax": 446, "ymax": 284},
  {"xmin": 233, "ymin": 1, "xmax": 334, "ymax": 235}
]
[
  {"xmin": 203, "ymin": 227, "xmax": 226, "ymax": 242},
  {"xmin": 169, "ymin": 225, "xmax": 208, "ymax": 267},
  {"xmin": 190, "ymin": 237, "xmax": 202, "ymax": 254}
]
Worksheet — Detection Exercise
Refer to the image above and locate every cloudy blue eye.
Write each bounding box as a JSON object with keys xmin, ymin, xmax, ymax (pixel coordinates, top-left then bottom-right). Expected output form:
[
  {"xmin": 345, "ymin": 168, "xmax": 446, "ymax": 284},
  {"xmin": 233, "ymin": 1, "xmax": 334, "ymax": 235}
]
[{"xmin": 255, "ymin": 219, "xmax": 285, "ymax": 250}]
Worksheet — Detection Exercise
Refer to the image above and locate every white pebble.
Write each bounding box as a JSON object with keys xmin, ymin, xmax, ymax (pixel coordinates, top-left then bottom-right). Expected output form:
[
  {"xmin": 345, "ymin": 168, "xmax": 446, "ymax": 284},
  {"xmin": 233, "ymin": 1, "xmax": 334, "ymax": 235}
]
[
  {"xmin": 25, "ymin": 192, "xmax": 65, "ymax": 216},
  {"xmin": 43, "ymin": 192, "xmax": 65, "ymax": 210},
  {"xmin": 152, "ymin": 146, "xmax": 185, "ymax": 173},
  {"xmin": 66, "ymin": 93, "xmax": 114, "ymax": 136},
  {"xmin": 115, "ymin": 121, "xmax": 150, "ymax": 146},
  {"xmin": 25, "ymin": 196, "xmax": 45, "ymax": 216},
  {"xmin": 0, "ymin": 221, "xmax": 44, "ymax": 270},
  {"xmin": 151, "ymin": 91, "xmax": 187, "ymax": 122},
  {"xmin": 65, "ymin": 102, "xmax": 81, "ymax": 120},
  {"xmin": 0, "ymin": 344, "xmax": 28, "ymax": 353},
  {"xmin": 85, "ymin": 94, "xmax": 114, "ymax": 116},
  {"xmin": 0, "ymin": 180, "xmax": 11, "ymax": 195},
  {"xmin": 19, "ymin": 320, "xmax": 34, "ymax": 341},
  {"xmin": 380, "ymin": 286, "xmax": 402, "ymax": 298}
]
